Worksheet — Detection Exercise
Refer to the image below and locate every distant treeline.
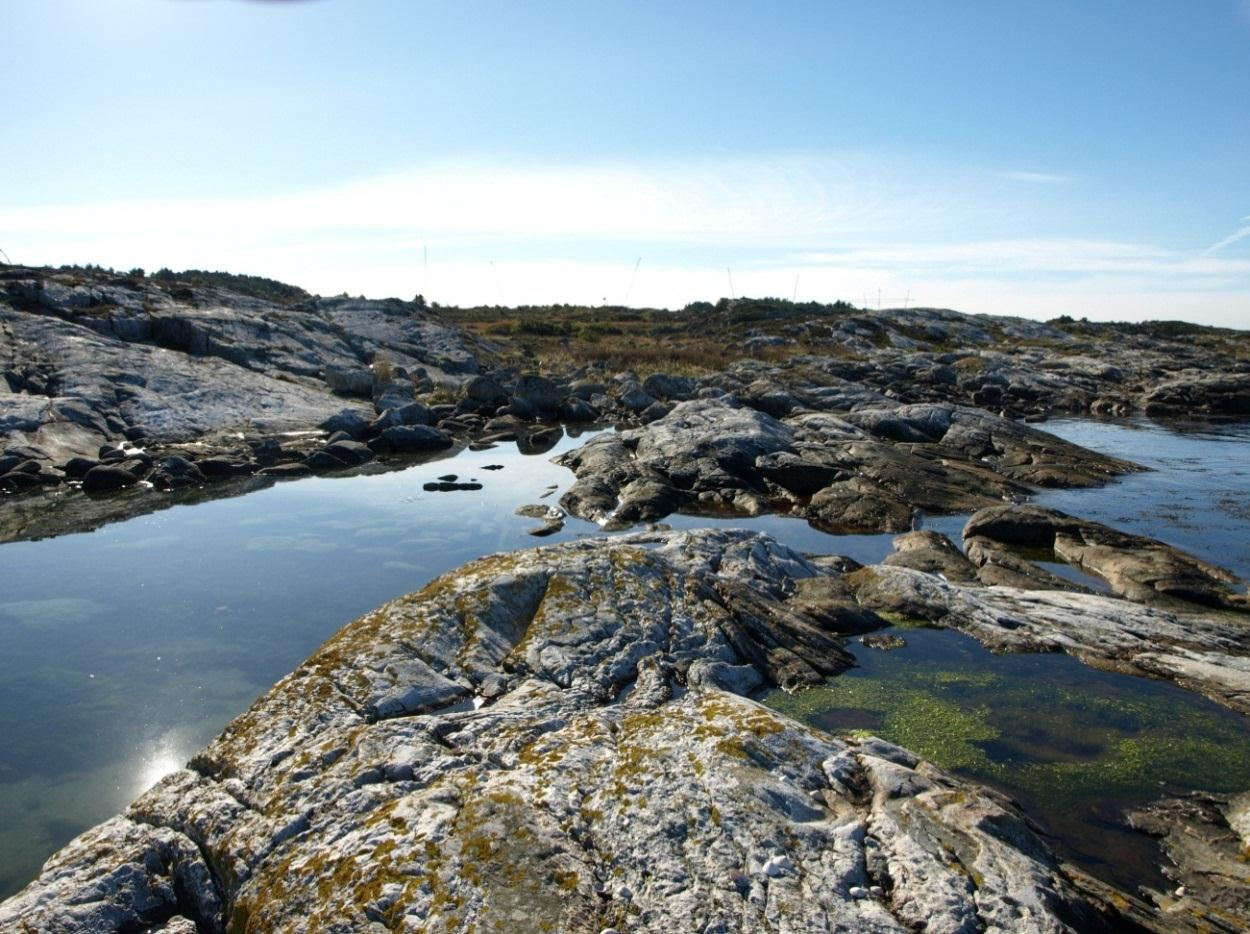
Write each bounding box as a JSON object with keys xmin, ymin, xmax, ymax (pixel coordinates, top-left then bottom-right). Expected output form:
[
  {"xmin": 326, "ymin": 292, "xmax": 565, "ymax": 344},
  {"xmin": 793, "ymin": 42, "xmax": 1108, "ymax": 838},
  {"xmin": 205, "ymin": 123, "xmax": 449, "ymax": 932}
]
[
  {"xmin": 150, "ymin": 268, "xmax": 311, "ymax": 304},
  {"xmin": 52, "ymin": 264, "xmax": 311, "ymax": 305}
]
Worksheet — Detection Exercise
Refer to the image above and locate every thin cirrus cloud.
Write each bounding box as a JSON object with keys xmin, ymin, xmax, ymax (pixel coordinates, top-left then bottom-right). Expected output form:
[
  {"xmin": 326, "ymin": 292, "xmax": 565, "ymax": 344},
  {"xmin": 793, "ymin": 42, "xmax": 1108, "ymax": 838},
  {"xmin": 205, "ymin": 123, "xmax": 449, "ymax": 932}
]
[{"xmin": 1205, "ymin": 216, "xmax": 1250, "ymax": 255}]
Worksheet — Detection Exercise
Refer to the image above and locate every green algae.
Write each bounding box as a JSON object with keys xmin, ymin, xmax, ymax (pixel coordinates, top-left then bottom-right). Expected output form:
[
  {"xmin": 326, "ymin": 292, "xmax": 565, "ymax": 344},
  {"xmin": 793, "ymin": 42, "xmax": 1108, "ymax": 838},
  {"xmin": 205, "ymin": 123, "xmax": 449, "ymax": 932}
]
[{"xmin": 763, "ymin": 627, "xmax": 1250, "ymax": 813}]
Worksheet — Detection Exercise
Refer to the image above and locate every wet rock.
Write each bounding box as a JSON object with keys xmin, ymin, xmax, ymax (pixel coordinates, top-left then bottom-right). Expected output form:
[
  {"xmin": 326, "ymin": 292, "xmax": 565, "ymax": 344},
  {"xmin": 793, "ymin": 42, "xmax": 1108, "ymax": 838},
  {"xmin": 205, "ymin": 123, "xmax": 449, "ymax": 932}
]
[
  {"xmin": 516, "ymin": 503, "xmax": 565, "ymax": 536},
  {"xmin": 371, "ymin": 401, "xmax": 431, "ymax": 430},
  {"xmin": 148, "ymin": 455, "xmax": 206, "ymax": 489},
  {"xmin": 557, "ymin": 398, "xmax": 599, "ymax": 423},
  {"xmin": 320, "ymin": 408, "xmax": 371, "ymax": 437},
  {"xmin": 843, "ymin": 563, "xmax": 1250, "ymax": 714},
  {"xmin": 964, "ymin": 504, "xmax": 1249, "ymax": 610},
  {"xmin": 376, "ymin": 425, "xmax": 453, "ymax": 454},
  {"xmin": 258, "ymin": 462, "xmax": 311, "ymax": 479},
  {"xmin": 883, "ymin": 530, "xmax": 980, "ymax": 583},
  {"xmin": 1144, "ymin": 375, "xmax": 1250, "ymax": 417},
  {"xmin": 198, "ymin": 457, "xmax": 255, "ymax": 478},
  {"xmin": 81, "ymin": 464, "xmax": 139, "ymax": 493},
  {"xmin": 323, "ymin": 440, "xmax": 374, "ymax": 467},
  {"xmin": 1127, "ymin": 791, "xmax": 1250, "ymax": 929},
  {"xmin": 0, "ymin": 530, "xmax": 1136, "ymax": 933}
]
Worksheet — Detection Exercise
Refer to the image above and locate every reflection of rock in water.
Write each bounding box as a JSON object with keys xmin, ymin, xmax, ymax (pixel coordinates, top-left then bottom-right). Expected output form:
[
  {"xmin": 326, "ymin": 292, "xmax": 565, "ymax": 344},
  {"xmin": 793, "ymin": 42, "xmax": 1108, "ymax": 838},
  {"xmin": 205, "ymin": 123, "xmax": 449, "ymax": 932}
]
[{"xmin": 516, "ymin": 425, "xmax": 564, "ymax": 455}]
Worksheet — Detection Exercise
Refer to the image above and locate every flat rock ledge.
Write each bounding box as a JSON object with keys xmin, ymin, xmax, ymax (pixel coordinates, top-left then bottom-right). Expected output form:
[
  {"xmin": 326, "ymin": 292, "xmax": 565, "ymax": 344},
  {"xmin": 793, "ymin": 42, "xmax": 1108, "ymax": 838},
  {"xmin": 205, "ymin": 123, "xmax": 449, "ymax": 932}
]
[{"xmin": 1, "ymin": 529, "xmax": 1138, "ymax": 934}]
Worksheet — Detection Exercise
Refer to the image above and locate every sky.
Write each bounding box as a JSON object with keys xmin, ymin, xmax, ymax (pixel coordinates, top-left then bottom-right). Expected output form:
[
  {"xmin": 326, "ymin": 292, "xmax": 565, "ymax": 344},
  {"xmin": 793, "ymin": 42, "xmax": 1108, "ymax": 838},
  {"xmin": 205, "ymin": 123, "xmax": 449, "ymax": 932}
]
[{"xmin": 1, "ymin": 0, "xmax": 1248, "ymax": 325}]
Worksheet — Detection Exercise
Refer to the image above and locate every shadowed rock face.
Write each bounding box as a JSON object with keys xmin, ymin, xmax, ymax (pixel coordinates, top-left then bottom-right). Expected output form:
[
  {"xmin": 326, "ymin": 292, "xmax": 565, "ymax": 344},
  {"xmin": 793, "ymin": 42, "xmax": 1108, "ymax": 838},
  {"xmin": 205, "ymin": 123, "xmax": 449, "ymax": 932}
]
[
  {"xmin": 1127, "ymin": 792, "xmax": 1250, "ymax": 929},
  {"xmin": 555, "ymin": 397, "xmax": 1138, "ymax": 533},
  {"xmin": 0, "ymin": 530, "xmax": 1135, "ymax": 933}
]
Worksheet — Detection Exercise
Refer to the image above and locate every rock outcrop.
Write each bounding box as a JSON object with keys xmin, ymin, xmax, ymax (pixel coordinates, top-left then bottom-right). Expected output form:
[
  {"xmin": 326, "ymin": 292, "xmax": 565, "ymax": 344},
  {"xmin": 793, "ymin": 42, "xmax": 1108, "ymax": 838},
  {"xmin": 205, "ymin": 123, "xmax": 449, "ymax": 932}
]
[
  {"xmin": 963, "ymin": 504, "xmax": 1250, "ymax": 611},
  {"xmin": 0, "ymin": 530, "xmax": 1138, "ymax": 933},
  {"xmin": 556, "ymin": 397, "xmax": 1137, "ymax": 533}
]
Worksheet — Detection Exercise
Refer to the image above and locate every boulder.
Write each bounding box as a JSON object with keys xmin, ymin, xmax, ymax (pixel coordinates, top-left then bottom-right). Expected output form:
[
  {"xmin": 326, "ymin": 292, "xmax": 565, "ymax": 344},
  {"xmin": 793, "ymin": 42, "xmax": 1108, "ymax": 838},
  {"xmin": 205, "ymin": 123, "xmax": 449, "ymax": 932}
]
[
  {"xmin": 512, "ymin": 374, "xmax": 563, "ymax": 412},
  {"xmin": 378, "ymin": 425, "xmax": 453, "ymax": 454},
  {"xmin": 324, "ymin": 364, "xmax": 373, "ymax": 396},
  {"xmin": 82, "ymin": 465, "xmax": 139, "ymax": 493}
]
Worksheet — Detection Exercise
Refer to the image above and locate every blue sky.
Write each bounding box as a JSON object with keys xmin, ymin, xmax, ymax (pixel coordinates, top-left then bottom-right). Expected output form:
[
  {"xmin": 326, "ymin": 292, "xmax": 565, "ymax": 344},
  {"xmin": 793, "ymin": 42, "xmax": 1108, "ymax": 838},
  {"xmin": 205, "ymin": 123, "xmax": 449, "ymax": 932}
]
[{"xmin": 2, "ymin": 0, "xmax": 1248, "ymax": 324}]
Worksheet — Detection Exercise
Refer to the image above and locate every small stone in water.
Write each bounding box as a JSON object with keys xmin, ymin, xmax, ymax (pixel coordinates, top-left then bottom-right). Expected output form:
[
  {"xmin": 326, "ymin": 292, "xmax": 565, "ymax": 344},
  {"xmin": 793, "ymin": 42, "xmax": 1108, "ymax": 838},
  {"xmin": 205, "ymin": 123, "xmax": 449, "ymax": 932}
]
[
  {"xmin": 849, "ymin": 885, "xmax": 869, "ymax": 899},
  {"xmin": 482, "ymin": 464, "xmax": 504, "ymax": 470},
  {"xmin": 437, "ymin": 474, "xmax": 457, "ymax": 482}
]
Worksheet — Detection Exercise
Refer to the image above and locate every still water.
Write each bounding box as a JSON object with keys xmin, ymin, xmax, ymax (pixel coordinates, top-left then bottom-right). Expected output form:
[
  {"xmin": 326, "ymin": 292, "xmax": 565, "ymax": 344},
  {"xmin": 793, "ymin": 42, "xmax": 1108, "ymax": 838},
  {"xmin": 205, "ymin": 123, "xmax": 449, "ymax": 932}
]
[{"xmin": 0, "ymin": 417, "xmax": 1247, "ymax": 897}]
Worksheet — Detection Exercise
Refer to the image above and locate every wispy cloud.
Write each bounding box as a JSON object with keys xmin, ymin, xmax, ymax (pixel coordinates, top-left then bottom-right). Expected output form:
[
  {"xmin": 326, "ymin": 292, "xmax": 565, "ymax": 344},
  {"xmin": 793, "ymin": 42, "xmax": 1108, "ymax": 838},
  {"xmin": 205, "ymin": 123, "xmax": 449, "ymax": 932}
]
[
  {"xmin": 799, "ymin": 239, "xmax": 1250, "ymax": 281},
  {"xmin": 0, "ymin": 156, "xmax": 938, "ymax": 245},
  {"xmin": 1001, "ymin": 170, "xmax": 1072, "ymax": 184},
  {"xmin": 1, "ymin": 156, "xmax": 1246, "ymax": 327},
  {"xmin": 1205, "ymin": 215, "xmax": 1250, "ymax": 254}
]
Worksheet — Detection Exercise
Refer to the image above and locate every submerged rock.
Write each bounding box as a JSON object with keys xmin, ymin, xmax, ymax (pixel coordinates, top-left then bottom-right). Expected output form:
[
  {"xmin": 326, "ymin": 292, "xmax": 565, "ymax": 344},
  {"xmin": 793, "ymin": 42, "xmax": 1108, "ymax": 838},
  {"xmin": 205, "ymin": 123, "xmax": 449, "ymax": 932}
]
[
  {"xmin": 844, "ymin": 563, "xmax": 1250, "ymax": 715},
  {"xmin": 0, "ymin": 530, "xmax": 1137, "ymax": 932}
]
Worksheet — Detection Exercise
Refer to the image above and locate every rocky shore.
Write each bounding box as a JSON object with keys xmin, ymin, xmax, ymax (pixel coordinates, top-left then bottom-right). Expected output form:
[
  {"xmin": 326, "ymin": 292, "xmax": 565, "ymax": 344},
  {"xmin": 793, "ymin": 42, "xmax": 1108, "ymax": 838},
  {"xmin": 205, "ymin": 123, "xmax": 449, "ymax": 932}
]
[
  {"xmin": 4, "ymin": 268, "xmax": 1249, "ymax": 544},
  {"xmin": 4, "ymin": 524, "xmax": 1249, "ymax": 932},
  {"xmin": 4, "ymin": 265, "xmax": 1250, "ymax": 931}
]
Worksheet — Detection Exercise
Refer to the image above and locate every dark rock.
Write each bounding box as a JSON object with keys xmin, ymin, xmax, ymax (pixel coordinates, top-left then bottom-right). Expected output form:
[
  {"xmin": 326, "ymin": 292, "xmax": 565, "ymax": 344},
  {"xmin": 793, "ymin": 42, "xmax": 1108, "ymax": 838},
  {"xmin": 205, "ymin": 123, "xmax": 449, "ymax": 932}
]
[
  {"xmin": 258, "ymin": 462, "xmax": 312, "ymax": 478},
  {"xmin": 320, "ymin": 408, "xmax": 371, "ymax": 437},
  {"xmin": 422, "ymin": 481, "xmax": 482, "ymax": 492},
  {"xmin": 62, "ymin": 456, "xmax": 101, "ymax": 479},
  {"xmin": 323, "ymin": 440, "xmax": 374, "ymax": 467},
  {"xmin": 198, "ymin": 458, "xmax": 254, "ymax": 479},
  {"xmin": 325, "ymin": 364, "xmax": 373, "ymax": 396},
  {"xmin": 557, "ymin": 398, "xmax": 599, "ymax": 423},
  {"xmin": 0, "ymin": 471, "xmax": 44, "ymax": 492},
  {"xmin": 82, "ymin": 465, "xmax": 139, "ymax": 493},
  {"xmin": 512, "ymin": 374, "xmax": 563, "ymax": 412},
  {"xmin": 379, "ymin": 425, "xmax": 453, "ymax": 454},
  {"xmin": 462, "ymin": 375, "xmax": 509, "ymax": 408},
  {"xmin": 371, "ymin": 402, "xmax": 431, "ymax": 431},
  {"xmin": 642, "ymin": 373, "xmax": 698, "ymax": 401},
  {"xmin": 148, "ymin": 456, "xmax": 206, "ymax": 489}
]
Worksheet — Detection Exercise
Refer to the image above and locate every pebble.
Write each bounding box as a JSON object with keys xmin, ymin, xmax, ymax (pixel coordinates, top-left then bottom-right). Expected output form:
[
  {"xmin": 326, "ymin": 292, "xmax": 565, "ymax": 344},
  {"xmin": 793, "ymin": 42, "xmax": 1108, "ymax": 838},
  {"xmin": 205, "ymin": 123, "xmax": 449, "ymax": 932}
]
[
  {"xmin": 614, "ymin": 884, "xmax": 633, "ymax": 901},
  {"xmin": 849, "ymin": 885, "xmax": 869, "ymax": 899}
]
